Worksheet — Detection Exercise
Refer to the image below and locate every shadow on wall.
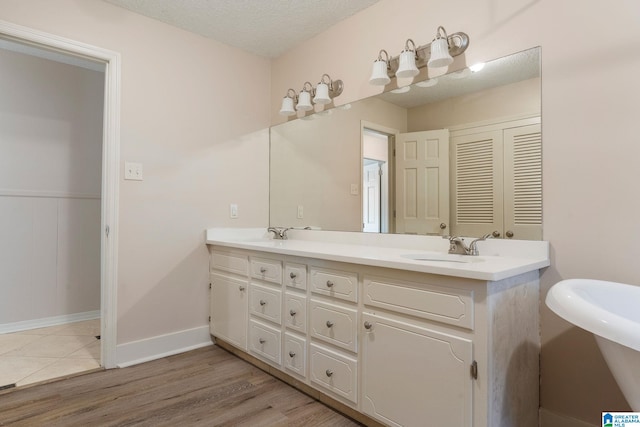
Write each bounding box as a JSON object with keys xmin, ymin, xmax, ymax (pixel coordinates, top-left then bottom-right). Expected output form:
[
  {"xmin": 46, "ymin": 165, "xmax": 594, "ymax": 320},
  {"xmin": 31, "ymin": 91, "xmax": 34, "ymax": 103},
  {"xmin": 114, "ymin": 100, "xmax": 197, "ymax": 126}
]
[{"xmin": 541, "ymin": 326, "xmax": 630, "ymax": 425}]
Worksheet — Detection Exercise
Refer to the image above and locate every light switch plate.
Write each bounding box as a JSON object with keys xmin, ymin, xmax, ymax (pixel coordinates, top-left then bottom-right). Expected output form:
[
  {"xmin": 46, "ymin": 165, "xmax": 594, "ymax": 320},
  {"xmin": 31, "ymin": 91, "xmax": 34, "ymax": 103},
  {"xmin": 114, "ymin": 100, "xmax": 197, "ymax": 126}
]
[
  {"xmin": 124, "ymin": 162, "xmax": 143, "ymax": 181},
  {"xmin": 350, "ymin": 184, "xmax": 358, "ymax": 195},
  {"xmin": 230, "ymin": 204, "xmax": 238, "ymax": 219},
  {"xmin": 297, "ymin": 205, "xmax": 304, "ymax": 219}
]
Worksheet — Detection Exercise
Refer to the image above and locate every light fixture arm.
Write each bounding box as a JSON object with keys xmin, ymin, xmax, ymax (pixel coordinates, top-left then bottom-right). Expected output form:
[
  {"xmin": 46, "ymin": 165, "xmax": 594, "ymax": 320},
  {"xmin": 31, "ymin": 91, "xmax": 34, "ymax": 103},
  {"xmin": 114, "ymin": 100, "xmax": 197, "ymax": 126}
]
[
  {"xmin": 384, "ymin": 29, "xmax": 469, "ymax": 77},
  {"xmin": 319, "ymin": 73, "xmax": 344, "ymax": 98},
  {"xmin": 286, "ymin": 88, "xmax": 298, "ymax": 102}
]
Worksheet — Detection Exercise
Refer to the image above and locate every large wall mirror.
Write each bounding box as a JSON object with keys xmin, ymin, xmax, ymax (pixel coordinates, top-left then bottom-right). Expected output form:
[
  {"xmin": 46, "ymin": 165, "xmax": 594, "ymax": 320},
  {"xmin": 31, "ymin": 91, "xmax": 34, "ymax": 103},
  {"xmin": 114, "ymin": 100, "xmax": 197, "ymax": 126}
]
[{"xmin": 270, "ymin": 47, "xmax": 541, "ymax": 240}]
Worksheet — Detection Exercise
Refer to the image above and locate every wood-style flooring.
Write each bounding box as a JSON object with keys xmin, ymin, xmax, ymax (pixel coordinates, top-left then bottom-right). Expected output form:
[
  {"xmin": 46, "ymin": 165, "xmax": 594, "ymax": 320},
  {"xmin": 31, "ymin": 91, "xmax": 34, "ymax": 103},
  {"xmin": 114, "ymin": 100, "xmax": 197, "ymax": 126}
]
[{"xmin": 0, "ymin": 344, "xmax": 362, "ymax": 427}]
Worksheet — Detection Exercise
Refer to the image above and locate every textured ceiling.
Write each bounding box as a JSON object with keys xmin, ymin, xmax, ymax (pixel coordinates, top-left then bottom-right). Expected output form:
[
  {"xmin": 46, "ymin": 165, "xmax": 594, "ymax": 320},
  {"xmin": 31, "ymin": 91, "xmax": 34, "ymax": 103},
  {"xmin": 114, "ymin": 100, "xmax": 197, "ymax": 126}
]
[{"xmin": 103, "ymin": 0, "xmax": 380, "ymax": 58}]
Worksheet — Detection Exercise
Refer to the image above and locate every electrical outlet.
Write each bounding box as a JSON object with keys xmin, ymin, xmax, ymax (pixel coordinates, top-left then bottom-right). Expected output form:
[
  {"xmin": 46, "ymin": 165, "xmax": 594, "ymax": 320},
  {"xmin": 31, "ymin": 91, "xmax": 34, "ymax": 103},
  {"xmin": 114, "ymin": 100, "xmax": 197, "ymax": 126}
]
[
  {"xmin": 350, "ymin": 183, "xmax": 358, "ymax": 195},
  {"xmin": 230, "ymin": 204, "xmax": 238, "ymax": 219},
  {"xmin": 124, "ymin": 162, "xmax": 143, "ymax": 181},
  {"xmin": 297, "ymin": 205, "xmax": 304, "ymax": 219}
]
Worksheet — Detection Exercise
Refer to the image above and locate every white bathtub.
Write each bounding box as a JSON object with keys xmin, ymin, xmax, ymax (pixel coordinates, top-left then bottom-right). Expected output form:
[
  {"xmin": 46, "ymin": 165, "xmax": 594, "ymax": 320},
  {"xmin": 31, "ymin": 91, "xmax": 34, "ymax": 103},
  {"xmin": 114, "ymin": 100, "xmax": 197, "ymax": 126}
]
[{"xmin": 546, "ymin": 279, "xmax": 640, "ymax": 411}]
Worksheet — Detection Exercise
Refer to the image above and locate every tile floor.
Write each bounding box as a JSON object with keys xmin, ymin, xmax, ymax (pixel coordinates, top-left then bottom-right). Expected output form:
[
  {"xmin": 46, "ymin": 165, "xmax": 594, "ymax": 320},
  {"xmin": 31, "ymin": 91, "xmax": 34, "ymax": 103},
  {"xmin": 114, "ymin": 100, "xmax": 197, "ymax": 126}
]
[{"xmin": 0, "ymin": 319, "xmax": 101, "ymax": 389}]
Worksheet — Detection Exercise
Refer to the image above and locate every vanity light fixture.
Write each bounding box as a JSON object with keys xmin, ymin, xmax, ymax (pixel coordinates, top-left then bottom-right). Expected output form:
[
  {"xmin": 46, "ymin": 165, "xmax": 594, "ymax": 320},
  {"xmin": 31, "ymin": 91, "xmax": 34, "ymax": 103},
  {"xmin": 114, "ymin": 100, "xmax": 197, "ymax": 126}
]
[
  {"xmin": 369, "ymin": 26, "xmax": 469, "ymax": 86},
  {"xmin": 369, "ymin": 50, "xmax": 391, "ymax": 85},
  {"xmin": 278, "ymin": 74, "xmax": 344, "ymax": 116},
  {"xmin": 279, "ymin": 89, "xmax": 298, "ymax": 116}
]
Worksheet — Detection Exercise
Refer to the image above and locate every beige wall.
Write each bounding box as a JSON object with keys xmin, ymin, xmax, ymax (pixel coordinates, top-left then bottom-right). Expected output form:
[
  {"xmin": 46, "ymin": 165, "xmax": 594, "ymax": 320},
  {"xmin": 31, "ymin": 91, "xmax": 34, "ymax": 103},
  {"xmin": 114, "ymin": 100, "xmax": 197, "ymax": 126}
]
[
  {"xmin": 271, "ymin": 0, "xmax": 640, "ymax": 425},
  {"xmin": 408, "ymin": 77, "xmax": 540, "ymax": 131},
  {"xmin": 270, "ymin": 97, "xmax": 406, "ymax": 231},
  {"xmin": 0, "ymin": 0, "xmax": 271, "ymax": 344}
]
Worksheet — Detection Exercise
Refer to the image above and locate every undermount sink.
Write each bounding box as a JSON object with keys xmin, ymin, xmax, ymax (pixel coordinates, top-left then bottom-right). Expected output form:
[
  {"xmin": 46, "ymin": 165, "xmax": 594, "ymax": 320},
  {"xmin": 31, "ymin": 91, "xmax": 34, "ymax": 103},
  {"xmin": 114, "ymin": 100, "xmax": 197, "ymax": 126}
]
[{"xmin": 400, "ymin": 253, "xmax": 485, "ymax": 263}]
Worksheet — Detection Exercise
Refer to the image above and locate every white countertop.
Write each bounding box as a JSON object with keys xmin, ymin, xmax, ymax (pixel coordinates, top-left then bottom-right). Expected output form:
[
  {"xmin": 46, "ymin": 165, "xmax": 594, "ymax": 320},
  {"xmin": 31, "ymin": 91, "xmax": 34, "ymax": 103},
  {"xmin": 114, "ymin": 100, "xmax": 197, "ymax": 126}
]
[{"xmin": 205, "ymin": 228, "xmax": 550, "ymax": 281}]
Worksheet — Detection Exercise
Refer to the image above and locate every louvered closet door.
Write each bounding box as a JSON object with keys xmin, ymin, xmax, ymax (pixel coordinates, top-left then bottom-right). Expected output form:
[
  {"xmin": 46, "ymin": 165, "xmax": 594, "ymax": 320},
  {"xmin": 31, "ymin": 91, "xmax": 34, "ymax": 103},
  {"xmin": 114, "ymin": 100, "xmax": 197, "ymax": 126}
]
[
  {"xmin": 451, "ymin": 130, "xmax": 504, "ymax": 238},
  {"xmin": 503, "ymin": 124, "xmax": 542, "ymax": 240}
]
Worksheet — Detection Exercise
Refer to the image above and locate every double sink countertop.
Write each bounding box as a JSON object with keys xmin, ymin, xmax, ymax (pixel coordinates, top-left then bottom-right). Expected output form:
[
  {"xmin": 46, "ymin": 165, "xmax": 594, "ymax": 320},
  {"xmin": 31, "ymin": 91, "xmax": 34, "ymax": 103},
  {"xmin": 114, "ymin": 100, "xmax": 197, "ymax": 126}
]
[{"xmin": 206, "ymin": 228, "xmax": 550, "ymax": 281}]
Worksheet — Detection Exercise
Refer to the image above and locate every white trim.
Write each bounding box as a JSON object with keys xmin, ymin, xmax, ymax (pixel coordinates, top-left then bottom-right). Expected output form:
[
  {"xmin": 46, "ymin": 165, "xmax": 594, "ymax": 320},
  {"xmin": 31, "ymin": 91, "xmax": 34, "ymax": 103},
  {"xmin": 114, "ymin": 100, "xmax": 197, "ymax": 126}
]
[
  {"xmin": 539, "ymin": 408, "xmax": 597, "ymax": 427},
  {"xmin": 0, "ymin": 310, "xmax": 100, "ymax": 334},
  {"xmin": 116, "ymin": 326, "xmax": 213, "ymax": 368},
  {"xmin": 0, "ymin": 20, "xmax": 121, "ymax": 369},
  {"xmin": 448, "ymin": 113, "xmax": 540, "ymax": 134},
  {"xmin": 0, "ymin": 189, "xmax": 101, "ymax": 199}
]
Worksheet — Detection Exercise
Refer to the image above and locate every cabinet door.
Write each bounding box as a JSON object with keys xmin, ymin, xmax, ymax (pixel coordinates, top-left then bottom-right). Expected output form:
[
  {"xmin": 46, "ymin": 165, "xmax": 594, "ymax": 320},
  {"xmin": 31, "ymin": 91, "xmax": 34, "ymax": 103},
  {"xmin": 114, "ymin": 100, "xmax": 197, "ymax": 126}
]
[
  {"xmin": 361, "ymin": 313, "xmax": 473, "ymax": 427},
  {"xmin": 210, "ymin": 273, "xmax": 248, "ymax": 350}
]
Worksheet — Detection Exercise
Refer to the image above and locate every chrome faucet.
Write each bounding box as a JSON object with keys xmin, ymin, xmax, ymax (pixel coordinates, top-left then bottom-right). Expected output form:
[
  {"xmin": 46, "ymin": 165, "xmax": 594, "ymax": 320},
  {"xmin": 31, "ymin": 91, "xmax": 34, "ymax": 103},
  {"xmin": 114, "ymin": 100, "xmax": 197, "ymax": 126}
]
[
  {"xmin": 267, "ymin": 227, "xmax": 291, "ymax": 240},
  {"xmin": 444, "ymin": 234, "xmax": 492, "ymax": 256}
]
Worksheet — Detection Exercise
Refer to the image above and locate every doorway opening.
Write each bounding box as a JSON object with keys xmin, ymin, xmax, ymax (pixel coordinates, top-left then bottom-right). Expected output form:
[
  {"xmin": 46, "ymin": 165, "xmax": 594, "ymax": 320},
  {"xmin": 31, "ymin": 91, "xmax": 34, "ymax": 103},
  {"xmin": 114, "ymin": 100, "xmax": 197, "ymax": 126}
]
[{"xmin": 0, "ymin": 21, "xmax": 120, "ymax": 381}]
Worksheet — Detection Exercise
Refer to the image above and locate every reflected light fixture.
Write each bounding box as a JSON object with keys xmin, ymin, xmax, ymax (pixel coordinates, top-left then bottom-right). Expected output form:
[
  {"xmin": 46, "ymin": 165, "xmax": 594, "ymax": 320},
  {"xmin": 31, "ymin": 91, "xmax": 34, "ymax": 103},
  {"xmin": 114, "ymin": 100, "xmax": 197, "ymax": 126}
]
[
  {"xmin": 279, "ymin": 74, "xmax": 344, "ymax": 116},
  {"xmin": 470, "ymin": 62, "xmax": 485, "ymax": 73},
  {"xmin": 369, "ymin": 26, "xmax": 469, "ymax": 86}
]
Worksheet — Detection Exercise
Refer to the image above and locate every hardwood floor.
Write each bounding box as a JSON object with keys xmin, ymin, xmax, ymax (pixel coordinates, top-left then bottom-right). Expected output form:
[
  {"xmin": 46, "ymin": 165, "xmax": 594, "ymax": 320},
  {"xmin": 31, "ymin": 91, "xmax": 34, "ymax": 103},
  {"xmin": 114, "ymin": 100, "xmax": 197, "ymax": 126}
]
[{"xmin": 0, "ymin": 344, "xmax": 363, "ymax": 426}]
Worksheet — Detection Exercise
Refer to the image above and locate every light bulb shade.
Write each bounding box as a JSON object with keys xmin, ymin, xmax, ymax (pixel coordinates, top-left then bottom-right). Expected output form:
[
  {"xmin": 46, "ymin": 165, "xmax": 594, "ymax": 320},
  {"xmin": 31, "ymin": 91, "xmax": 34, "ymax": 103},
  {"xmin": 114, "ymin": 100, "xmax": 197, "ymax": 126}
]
[
  {"xmin": 313, "ymin": 82, "xmax": 331, "ymax": 104},
  {"xmin": 369, "ymin": 59, "xmax": 391, "ymax": 86},
  {"xmin": 428, "ymin": 37, "xmax": 454, "ymax": 68},
  {"xmin": 396, "ymin": 50, "xmax": 419, "ymax": 78},
  {"xmin": 279, "ymin": 96, "xmax": 295, "ymax": 116},
  {"xmin": 296, "ymin": 90, "xmax": 313, "ymax": 111}
]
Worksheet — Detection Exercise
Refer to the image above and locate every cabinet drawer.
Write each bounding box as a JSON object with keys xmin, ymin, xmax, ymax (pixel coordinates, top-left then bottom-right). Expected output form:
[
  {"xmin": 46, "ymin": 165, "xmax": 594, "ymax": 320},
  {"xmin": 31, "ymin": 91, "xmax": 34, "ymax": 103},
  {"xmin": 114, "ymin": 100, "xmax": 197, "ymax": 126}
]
[
  {"xmin": 250, "ymin": 257, "xmax": 282, "ymax": 284},
  {"xmin": 310, "ymin": 267, "xmax": 358, "ymax": 302},
  {"xmin": 284, "ymin": 292, "xmax": 307, "ymax": 333},
  {"xmin": 309, "ymin": 299, "xmax": 357, "ymax": 353},
  {"xmin": 363, "ymin": 276, "xmax": 474, "ymax": 330},
  {"xmin": 310, "ymin": 343, "xmax": 357, "ymax": 404},
  {"xmin": 211, "ymin": 251, "xmax": 248, "ymax": 276},
  {"xmin": 248, "ymin": 319, "xmax": 281, "ymax": 365},
  {"xmin": 284, "ymin": 263, "xmax": 307, "ymax": 290},
  {"xmin": 284, "ymin": 332, "xmax": 306, "ymax": 378},
  {"xmin": 249, "ymin": 284, "xmax": 282, "ymax": 325}
]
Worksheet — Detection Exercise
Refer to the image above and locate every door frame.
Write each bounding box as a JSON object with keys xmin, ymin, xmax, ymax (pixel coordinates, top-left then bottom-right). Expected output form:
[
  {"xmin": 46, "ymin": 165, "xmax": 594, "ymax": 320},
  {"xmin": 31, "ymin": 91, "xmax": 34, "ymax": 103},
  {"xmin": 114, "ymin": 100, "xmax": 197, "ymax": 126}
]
[{"xmin": 0, "ymin": 20, "xmax": 120, "ymax": 368}]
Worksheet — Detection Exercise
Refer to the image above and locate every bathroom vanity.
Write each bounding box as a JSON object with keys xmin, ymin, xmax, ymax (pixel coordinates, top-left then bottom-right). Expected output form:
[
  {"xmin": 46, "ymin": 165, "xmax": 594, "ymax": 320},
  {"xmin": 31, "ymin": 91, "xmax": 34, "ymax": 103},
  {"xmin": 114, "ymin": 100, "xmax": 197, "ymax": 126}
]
[{"xmin": 206, "ymin": 228, "xmax": 549, "ymax": 427}]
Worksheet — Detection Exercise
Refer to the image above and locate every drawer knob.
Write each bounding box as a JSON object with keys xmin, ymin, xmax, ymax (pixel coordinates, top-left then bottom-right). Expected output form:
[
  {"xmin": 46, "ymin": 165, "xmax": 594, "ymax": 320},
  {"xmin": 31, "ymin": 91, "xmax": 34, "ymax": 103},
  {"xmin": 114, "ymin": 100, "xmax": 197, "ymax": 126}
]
[
  {"xmin": 289, "ymin": 351, "xmax": 296, "ymax": 358},
  {"xmin": 364, "ymin": 321, "xmax": 373, "ymax": 330},
  {"xmin": 259, "ymin": 338, "xmax": 266, "ymax": 344},
  {"xmin": 260, "ymin": 267, "xmax": 267, "ymax": 273},
  {"xmin": 290, "ymin": 272, "xmax": 297, "ymax": 279},
  {"xmin": 325, "ymin": 369, "xmax": 333, "ymax": 377},
  {"xmin": 259, "ymin": 299, "xmax": 267, "ymax": 306},
  {"xmin": 238, "ymin": 285, "xmax": 246, "ymax": 291},
  {"xmin": 326, "ymin": 320, "xmax": 334, "ymax": 328},
  {"xmin": 326, "ymin": 280, "xmax": 334, "ymax": 288},
  {"xmin": 289, "ymin": 309, "xmax": 297, "ymax": 316}
]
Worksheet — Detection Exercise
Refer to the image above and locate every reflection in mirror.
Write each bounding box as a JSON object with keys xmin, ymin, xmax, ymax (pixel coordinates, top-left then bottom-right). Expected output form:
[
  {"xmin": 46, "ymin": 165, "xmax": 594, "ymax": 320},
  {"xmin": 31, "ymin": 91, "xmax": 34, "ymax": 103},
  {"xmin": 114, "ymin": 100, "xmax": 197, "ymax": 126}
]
[{"xmin": 270, "ymin": 47, "xmax": 541, "ymax": 240}]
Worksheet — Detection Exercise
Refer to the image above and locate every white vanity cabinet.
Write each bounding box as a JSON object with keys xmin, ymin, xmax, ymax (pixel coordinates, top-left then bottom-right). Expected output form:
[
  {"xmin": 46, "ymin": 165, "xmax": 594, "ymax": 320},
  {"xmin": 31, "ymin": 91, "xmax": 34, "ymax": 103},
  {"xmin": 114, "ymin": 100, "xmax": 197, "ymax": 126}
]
[{"xmin": 208, "ymin": 245, "xmax": 541, "ymax": 427}]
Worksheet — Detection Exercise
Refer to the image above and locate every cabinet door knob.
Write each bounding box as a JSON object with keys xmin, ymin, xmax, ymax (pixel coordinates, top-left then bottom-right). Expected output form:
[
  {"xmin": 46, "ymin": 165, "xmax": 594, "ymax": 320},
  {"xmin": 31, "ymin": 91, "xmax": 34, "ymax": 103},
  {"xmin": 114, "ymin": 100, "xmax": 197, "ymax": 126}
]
[
  {"xmin": 492, "ymin": 230, "xmax": 501, "ymax": 238},
  {"xmin": 326, "ymin": 320, "xmax": 334, "ymax": 328},
  {"xmin": 289, "ymin": 272, "xmax": 297, "ymax": 279},
  {"xmin": 364, "ymin": 321, "xmax": 373, "ymax": 330},
  {"xmin": 258, "ymin": 338, "xmax": 266, "ymax": 344},
  {"xmin": 440, "ymin": 222, "xmax": 447, "ymax": 229},
  {"xmin": 260, "ymin": 267, "xmax": 267, "ymax": 273},
  {"xmin": 506, "ymin": 230, "xmax": 514, "ymax": 238},
  {"xmin": 325, "ymin": 369, "xmax": 333, "ymax": 377},
  {"xmin": 238, "ymin": 285, "xmax": 246, "ymax": 291},
  {"xmin": 289, "ymin": 309, "xmax": 297, "ymax": 316},
  {"xmin": 289, "ymin": 351, "xmax": 296, "ymax": 358},
  {"xmin": 259, "ymin": 299, "xmax": 267, "ymax": 306},
  {"xmin": 326, "ymin": 280, "xmax": 334, "ymax": 288}
]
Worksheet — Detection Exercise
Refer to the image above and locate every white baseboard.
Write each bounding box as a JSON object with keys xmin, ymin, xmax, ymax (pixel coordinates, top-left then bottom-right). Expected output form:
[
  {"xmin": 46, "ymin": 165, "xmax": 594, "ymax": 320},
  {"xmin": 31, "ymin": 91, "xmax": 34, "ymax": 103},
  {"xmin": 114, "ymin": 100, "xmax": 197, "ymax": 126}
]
[
  {"xmin": 0, "ymin": 310, "xmax": 100, "ymax": 334},
  {"xmin": 116, "ymin": 325, "xmax": 213, "ymax": 368},
  {"xmin": 540, "ymin": 408, "xmax": 598, "ymax": 427}
]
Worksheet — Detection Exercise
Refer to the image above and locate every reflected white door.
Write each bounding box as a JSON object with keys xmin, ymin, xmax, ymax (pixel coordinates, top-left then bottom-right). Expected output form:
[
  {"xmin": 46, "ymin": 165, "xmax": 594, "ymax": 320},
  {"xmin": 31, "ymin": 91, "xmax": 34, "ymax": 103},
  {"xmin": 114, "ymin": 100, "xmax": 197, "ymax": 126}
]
[
  {"xmin": 363, "ymin": 162, "xmax": 381, "ymax": 233},
  {"xmin": 395, "ymin": 129, "xmax": 449, "ymax": 235}
]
